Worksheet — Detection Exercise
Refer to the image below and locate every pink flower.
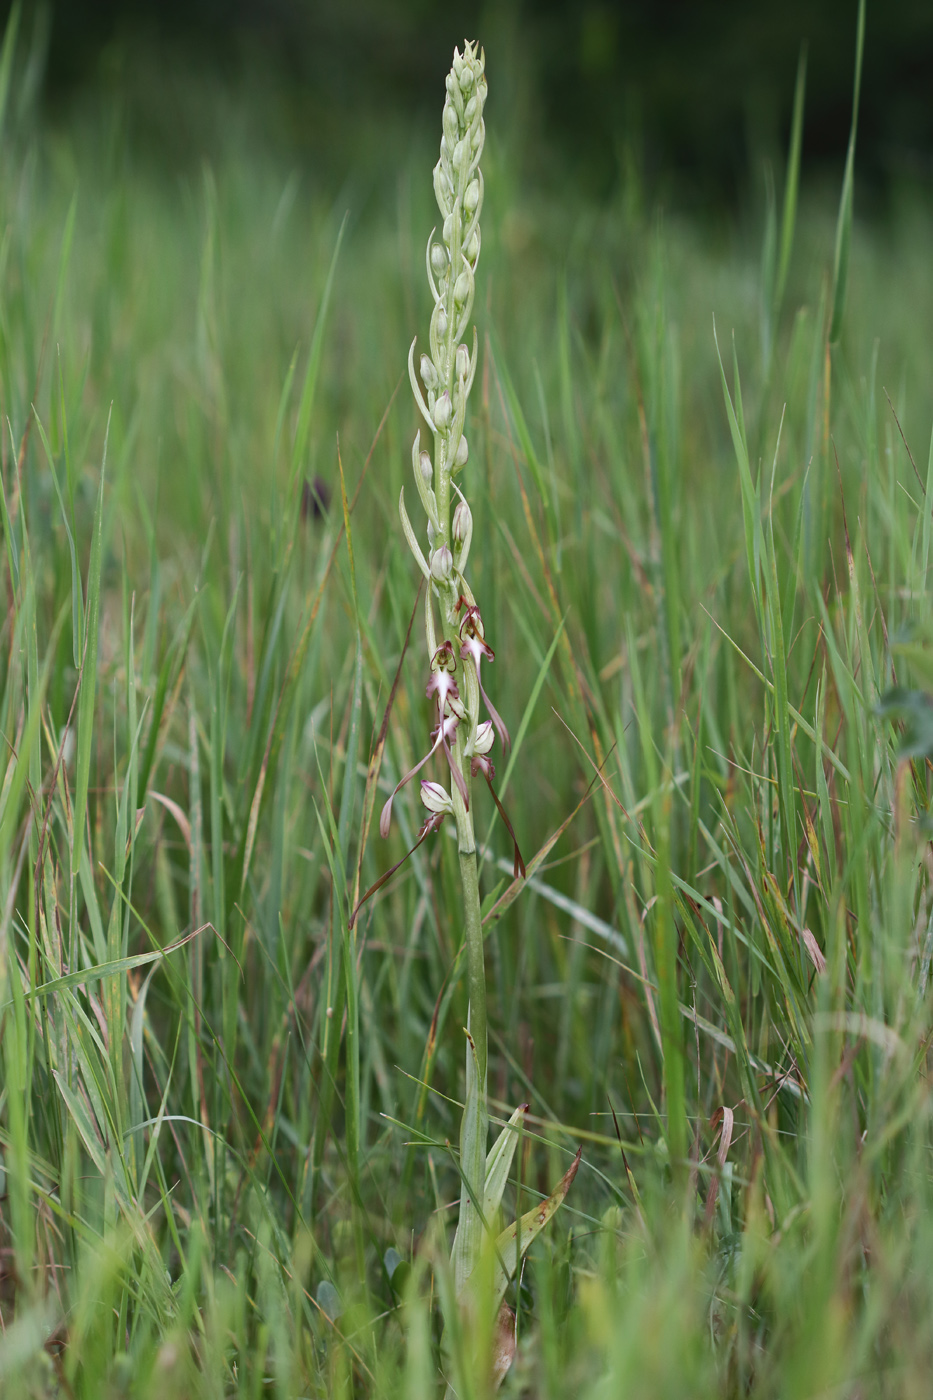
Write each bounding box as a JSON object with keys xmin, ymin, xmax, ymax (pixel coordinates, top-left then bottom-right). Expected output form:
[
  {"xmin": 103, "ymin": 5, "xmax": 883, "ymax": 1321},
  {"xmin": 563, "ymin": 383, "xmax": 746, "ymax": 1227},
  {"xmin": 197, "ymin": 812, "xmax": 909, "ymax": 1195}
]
[
  {"xmin": 379, "ymin": 710, "xmax": 462, "ymax": 838},
  {"xmin": 380, "ymin": 641, "xmax": 469, "ymax": 838}
]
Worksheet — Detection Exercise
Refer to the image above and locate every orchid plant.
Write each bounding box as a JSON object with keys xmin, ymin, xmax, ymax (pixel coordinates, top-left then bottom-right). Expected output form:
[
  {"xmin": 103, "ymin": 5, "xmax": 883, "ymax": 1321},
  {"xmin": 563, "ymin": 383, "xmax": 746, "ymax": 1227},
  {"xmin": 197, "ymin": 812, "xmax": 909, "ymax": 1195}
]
[{"xmin": 356, "ymin": 40, "xmax": 579, "ymax": 1390}]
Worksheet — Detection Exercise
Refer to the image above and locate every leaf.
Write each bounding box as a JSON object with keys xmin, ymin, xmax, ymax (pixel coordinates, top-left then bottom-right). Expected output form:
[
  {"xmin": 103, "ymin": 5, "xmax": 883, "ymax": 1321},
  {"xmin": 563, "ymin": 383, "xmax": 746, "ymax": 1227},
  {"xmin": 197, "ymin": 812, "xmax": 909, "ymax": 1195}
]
[
  {"xmin": 450, "ymin": 1029, "xmax": 488, "ymax": 1297},
  {"xmin": 482, "ymin": 1104, "xmax": 527, "ymax": 1222},
  {"xmin": 489, "ymin": 331, "xmax": 549, "ymax": 510},
  {"xmin": 713, "ymin": 320, "xmax": 760, "ymax": 625},
  {"xmin": 289, "ymin": 213, "xmax": 348, "ymax": 493},
  {"xmin": 52, "ymin": 1071, "xmax": 108, "ymax": 1178},
  {"xmin": 774, "ymin": 43, "xmax": 807, "ymax": 320},
  {"xmin": 74, "ymin": 411, "xmax": 110, "ymax": 869},
  {"xmin": 492, "ymin": 1303, "xmax": 516, "ymax": 1391},
  {"xmin": 384, "ymin": 1247, "xmax": 410, "ymax": 1298},
  {"xmin": 465, "ymin": 1147, "xmax": 582, "ymax": 1317},
  {"xmin": 496, "ymin": 614, "xmax": 565, "ymax": 801},
  {"xmin": 451, "ymin": 1103, "xmax": 527, "ymax": 1282},
  {"xmin": 877, "ymin": 687, "xmax": 933, "ymax": 760},
  {"xmin": 829, "ymin": 0, "xmax": 866, "ymax": 343},
  {"xmin": 0, "ymin": 1, "xmax": 21, "ymax": 145},
  {"xmin": 315, "ymin": 1280, "xmax": 342, "ymax": 1323}
]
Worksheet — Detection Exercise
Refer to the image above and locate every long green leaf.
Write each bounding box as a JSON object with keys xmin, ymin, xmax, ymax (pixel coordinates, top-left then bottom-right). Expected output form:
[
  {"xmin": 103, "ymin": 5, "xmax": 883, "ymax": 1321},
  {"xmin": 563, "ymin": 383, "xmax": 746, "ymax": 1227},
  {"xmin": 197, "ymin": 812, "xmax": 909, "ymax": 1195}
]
[
  {"xmin": 774, "ymin": 44, "xmax": 807, "ymax": 319},
  {"xmin": 73, "ymin": 412, "xmax": 110, "ymax": 871},
  {"xmin": 289, "ymin": 212, "xmax": 348, "ymax": 495},
  {"xmin": 465, "ymin": 1146, "xmax": 582, "ymax": 1315},
  {"xmin": 0, "ymin": 0, "xmax": 20, "ymax": 143},
  {"xmin": 829, "ymin": 0, "xmax": 866, "ymax": 343},
  {"xmin": 450, "ymin": 1029, "xmax": 488, "ymax": 1297}
]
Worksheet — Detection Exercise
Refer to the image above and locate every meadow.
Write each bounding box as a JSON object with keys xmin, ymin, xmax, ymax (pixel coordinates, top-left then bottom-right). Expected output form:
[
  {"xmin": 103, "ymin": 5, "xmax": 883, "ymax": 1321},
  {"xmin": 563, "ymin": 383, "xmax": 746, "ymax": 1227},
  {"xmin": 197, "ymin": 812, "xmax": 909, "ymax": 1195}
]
[{"xmin": 2, "ymin": 8, "xmax": 933, "ymax": 1396}]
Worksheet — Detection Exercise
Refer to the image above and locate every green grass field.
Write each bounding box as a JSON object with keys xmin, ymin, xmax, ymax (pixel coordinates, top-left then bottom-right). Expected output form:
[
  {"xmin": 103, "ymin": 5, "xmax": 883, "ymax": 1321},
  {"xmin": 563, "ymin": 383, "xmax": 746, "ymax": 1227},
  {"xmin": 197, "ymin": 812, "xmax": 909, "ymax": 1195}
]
[{"xmin": 3, "ymin": 9, "xmax": 933, "ymax": 1396}]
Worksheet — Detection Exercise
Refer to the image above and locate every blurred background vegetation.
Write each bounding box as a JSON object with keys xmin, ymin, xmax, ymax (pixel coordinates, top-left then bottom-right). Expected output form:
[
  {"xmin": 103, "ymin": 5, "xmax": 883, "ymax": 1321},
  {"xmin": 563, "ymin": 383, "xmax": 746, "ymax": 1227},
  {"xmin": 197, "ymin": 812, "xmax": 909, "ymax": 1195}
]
[{"xmin": 10, "ymin": 0, "xmax": 933, "ymax": 207}]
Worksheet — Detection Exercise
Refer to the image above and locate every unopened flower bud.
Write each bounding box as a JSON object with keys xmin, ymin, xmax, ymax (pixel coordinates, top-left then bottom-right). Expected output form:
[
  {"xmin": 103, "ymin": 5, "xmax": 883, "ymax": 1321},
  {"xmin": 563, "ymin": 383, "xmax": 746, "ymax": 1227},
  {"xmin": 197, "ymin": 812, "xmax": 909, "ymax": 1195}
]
[
  {"xmin": 442, "ymin": 213, "xmax": 454, "ymax": 245},
  {"xmin": 437, "ymin": 168, "xmax": 451, "ymax": 199},
  {"xmin": 419, "ymin": 450, "xmax": 433, "ymax": 482},
  {"xmin": 421, "ymin": 780, "xmax": 453, "ymax": 815},
  {"xmin": 460, "ymin": 65, "xmax": 474, "ymax": 93},
  {"xmin": 465, "ymin": 230, "xmax": 480, "ymax": 262},
  {"xmin": 455, "ymin": 343, "xmax": 470, "ymax": 379},
  {"xmin": 443, "ymin": 104, "xmax": 458, "ymax": 144},
  {"xmin": 454, "ymin": 270, "xmax": 471, "ymax": 304},
  {"xmin": 454, "ymin": 435, "xmax": 469, "ymax": 468},
  {"xmin": 464, "ymin": 180, "xmax": 480, "ymax": 214},
  {"xmin": 464, "ymin": 96, "xmax": 477, "ymax": 123},
  {"xmin": 453, "ymin": 500, "xmax": 472, "ymax": 542},
  {"xmin": 420, "ymin": 355, "xmax": 437, "ymax": 390},
  {"xmin": 430, "ymin": 544, "xmax": 453, "ymax": 581},
  {"xmin": 433, "ymin": 390, "xmax": 451, "ymax": 429},
  {"xmin": 430, "ymin": 243, "xmax": 446, "ymax": 275},
  {"xmin": 453, "ymin": 139, "xmax": 466, "ymax": 168},
  {"xmin": 474, "ymin": 720, "xmax": 495, "ymax": 755},
  {"xmin": 436, "ymin": 307, "xmax": 448, "ymax": 338}
]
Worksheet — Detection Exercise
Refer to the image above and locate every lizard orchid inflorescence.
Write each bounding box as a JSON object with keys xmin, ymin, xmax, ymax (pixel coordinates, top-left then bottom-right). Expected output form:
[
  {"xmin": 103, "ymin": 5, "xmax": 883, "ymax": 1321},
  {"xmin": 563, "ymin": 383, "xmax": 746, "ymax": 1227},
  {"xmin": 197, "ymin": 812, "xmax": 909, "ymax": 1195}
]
[
  {"xmin": 354, "ymin": 45, "xmax": 578, "ymax": 1389},
  {"xmin": 353, "ymin": 40, "xmax": 522, "ymax": 936},
  {"xmin": 381, "ymin": 41, "xmax": 522, "ymax": 882}
]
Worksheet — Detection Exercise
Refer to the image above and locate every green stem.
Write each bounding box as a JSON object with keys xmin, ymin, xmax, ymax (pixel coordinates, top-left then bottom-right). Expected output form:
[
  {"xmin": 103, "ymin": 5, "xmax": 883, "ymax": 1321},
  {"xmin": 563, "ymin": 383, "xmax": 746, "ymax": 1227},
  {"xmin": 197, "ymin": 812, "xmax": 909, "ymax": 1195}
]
[{"xmin": 459, "ymin": 847, "xmax": 486, "ymax": 1086}]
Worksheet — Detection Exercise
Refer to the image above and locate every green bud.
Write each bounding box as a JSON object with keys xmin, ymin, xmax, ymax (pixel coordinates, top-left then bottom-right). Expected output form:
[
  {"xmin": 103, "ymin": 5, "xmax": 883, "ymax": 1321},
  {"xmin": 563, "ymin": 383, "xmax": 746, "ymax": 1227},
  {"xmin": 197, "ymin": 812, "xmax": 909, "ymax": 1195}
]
[
  {"xmin": 454, "ymin": 270, "xmax": 471, "ymax": 304},
  {"xmin": 453, "ymin": 500, "xmax": 472, "ymax": 542},
  {"xmin": 455, "ymin": 343, "xmax": 470, "ymax": 379},
  {"xmin": 454, "ymin": 435, "xmax": 469, "ymax": 468},
  {"xmin": 420, "ymin": 450, "xmax": 433, "ymax": 482},
  {"xmin": 433, "ymin": 389, "xmax": 452, "ymax": 429},
  {"xmin": 420, "ymin": 354, "xmax": 437, "ymax": 389},
  {"xmin": 464, "ymin": 179, "xmax": 480, "ymax": 213},
  {"xmin": 431, "ymin": 243, "xmax": 447, "ymax": 275},
  {"xmin": 430, "ymin": 544, "xmax": 453, "ymax": 581}
]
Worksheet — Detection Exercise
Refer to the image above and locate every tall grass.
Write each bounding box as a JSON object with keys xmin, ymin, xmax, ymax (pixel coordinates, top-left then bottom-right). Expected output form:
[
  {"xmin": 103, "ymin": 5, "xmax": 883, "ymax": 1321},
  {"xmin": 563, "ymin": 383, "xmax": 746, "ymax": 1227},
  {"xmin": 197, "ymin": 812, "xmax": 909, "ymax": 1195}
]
[{"xmin": 2, "ymin": 8, "xmax": 933, "ymax": 1396}]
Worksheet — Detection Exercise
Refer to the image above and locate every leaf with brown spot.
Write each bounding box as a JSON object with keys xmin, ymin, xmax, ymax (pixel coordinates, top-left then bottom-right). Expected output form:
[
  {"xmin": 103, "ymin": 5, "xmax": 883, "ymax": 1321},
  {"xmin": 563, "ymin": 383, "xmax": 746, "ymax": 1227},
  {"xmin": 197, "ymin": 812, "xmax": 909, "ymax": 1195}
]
[{"xmin": 465, "ymin": 1146, "xmax": 582, "ymax": 1317}]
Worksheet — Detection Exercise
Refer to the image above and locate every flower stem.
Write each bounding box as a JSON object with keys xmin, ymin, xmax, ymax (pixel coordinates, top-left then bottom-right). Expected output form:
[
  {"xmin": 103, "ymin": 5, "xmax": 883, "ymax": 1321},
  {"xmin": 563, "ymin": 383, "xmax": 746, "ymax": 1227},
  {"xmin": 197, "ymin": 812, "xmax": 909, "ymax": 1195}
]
[{"xmin": 459, "ymin": 848, "xmax": 487, "ymax": 1087}]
